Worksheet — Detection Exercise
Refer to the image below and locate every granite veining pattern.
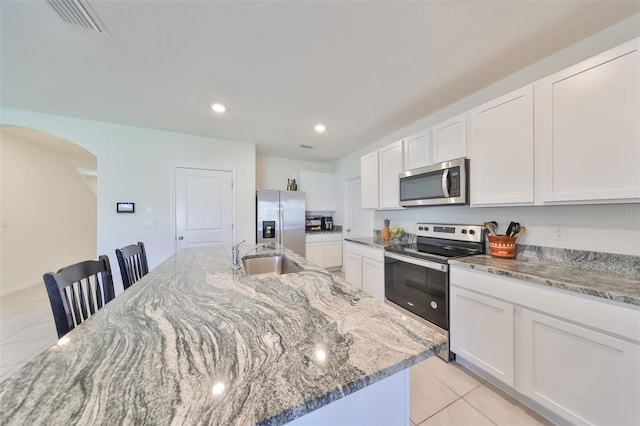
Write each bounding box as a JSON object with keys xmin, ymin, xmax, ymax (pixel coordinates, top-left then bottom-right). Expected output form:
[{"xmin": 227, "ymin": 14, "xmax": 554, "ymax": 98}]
[
  {"xmin": 451, "ymin": 252, "xmax": 640, "ymax": 306},
  {"xmin": 0, "ymin": 245, "xmax": 446, "ymax": 425},
  {"xmin": 514, "ymin": 244, "xmax": 640, "ymax": 277}
]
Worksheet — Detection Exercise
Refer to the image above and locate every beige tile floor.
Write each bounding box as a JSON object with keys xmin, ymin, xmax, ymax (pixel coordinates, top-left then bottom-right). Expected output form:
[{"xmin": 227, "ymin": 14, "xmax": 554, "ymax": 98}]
[
  {"xmin": 0, "ymin": 283, "xmax": 58, "ymax": 382},
  {"xmin": 1, "ymin": 281, "xmax": 552, "ymax": 426},
  {"xmin": 409, "ymin": 356, "xmax": 551, "ymax": 426}
]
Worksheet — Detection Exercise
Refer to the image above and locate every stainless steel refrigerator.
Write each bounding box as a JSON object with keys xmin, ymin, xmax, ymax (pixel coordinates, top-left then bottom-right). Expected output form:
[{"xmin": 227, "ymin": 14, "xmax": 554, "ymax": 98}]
[{"xmin": 256, "ymin": 190, "xmax": 306, "ymax": 256}]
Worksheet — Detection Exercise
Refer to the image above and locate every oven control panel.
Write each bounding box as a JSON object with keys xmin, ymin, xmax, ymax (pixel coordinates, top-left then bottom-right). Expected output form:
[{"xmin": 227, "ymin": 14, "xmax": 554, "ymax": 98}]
[{"xmin": 416, "ymin": 223, "xmax": 484, "ymax": 242}]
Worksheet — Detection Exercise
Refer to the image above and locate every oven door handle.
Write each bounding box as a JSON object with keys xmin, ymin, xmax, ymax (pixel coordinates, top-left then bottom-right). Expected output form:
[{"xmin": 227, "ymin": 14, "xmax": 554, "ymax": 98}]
[{"xmin": 384, "ymin": 252, "xmax": 448, "ymax": 272}]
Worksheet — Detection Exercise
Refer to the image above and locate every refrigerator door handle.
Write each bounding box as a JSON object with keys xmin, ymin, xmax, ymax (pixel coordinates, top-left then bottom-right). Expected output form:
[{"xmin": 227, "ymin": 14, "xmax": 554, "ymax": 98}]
[{"xmin": 278, "ymin": 203, "xmax": 283, "ymax": 246}]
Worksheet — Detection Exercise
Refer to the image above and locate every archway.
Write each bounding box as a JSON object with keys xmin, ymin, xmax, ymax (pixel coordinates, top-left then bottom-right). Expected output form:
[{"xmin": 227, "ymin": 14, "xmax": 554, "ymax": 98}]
[{"xmin": 0, "ymin": 125, "xmax": 97, "ymax": 296}]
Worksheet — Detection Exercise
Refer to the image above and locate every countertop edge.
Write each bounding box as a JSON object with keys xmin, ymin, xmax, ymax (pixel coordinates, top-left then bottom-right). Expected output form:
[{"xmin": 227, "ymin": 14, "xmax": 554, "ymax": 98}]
[
  {"xmin": 450, "ymin": 256, "xmax": 640, "ymax": 307},
  {"xmin": 262, "ymin": 346, "xmax": 442, "ymax": 425}
]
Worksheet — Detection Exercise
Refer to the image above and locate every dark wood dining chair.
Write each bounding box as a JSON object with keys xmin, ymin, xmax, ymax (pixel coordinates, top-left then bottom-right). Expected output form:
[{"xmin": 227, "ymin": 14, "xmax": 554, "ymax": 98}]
[
  {"xmin": 115, "ymin": 241, "xmax": 149, "ymax": 290},
  {"xmin": 43, "ymin": 255, "xmax": 115, "ymax": 338}
]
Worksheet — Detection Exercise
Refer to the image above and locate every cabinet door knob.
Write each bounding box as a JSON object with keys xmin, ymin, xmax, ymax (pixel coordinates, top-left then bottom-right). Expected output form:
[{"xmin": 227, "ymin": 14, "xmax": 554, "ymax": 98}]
[{"xmin": 177, "ymin": 236, "xmax": 184, "ymax": 240}]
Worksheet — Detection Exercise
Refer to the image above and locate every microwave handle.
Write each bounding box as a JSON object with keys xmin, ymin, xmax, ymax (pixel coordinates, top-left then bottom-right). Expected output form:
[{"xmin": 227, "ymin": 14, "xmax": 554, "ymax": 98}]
[{"xmin": 441, "ymin": 169, "xmax": 450, "ymax": 198}]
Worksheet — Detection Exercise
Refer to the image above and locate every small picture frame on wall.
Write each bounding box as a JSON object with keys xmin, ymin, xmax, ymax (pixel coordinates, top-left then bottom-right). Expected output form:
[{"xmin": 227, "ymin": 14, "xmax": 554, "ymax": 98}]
[{"xmin": 116, "ymin": 202, "xmax": 135, "ymax": 213}]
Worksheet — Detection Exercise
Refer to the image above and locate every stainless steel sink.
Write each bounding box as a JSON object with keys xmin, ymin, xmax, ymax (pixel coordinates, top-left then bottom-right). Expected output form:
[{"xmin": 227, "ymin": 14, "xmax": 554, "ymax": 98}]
[{"xmin": 242, "ymin": 254, "xmax": 302, "ymax": 277}]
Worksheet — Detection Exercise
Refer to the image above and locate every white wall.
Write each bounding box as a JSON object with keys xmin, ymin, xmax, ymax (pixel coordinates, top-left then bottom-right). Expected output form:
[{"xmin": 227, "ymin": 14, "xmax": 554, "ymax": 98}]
[
  {"xmin": 334, "ymin": 14, "xmax": 640, "ymax": 256},
  {"xmin": 1, "ymin": 132, "xmax": 97, "ymax": 295},
  {"xmin": 256, "ymin": 155, "xmax": 333, "ymax": 190},
  {"xmin": 374, "ymin": 204, "xmax": 640, "ymax": 256},
  {"xmin": 0, "ymin": 110, "xmax": 256, "ymax": 293}
]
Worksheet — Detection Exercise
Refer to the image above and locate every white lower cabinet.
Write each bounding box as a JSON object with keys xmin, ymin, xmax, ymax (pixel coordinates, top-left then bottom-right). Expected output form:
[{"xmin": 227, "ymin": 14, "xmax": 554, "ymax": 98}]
[
  {"xmin": 343, "ymin": 241, "xmax": 384, "ymax": 301},
  {"xmin": 362, "ymin": 258, "xmax": 384, "ymax": 302},
  {"xmin": 344, "ymin": 252, "xmax": 363, "ymax": 290},
  {"xmin": 516, "ymin": 308, "xmax": 640, "ymax": 426},
  {"xmin": 305, "ymin": 242, "xmax": 325, "ymax": 266},
  {"xmin": 305, "ymin": 234, "xmax": 343, "ymax": 270},
  {"xmin": 449, "ymin": 286, "xmax": 514, "ymax": 386},
  {"xmin": 324, "ymin": 241, "xmax": 344, "ymax": 269},
  {"xmin": 450, "ymin": 266, "xmax": 640, "ymax": 425}
]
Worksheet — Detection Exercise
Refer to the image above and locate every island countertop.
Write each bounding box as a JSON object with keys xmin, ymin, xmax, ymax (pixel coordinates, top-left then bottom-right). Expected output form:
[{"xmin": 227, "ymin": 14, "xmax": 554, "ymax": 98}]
[{"xmin": 0, "ymin": 245, "xmax": 446, "ymax": 425}]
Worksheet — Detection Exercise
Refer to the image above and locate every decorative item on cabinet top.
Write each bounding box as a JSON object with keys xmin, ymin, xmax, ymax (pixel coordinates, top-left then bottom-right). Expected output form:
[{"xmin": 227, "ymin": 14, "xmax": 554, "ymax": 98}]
[
  {"xmin": 484, "ymin": 221, "xmax": 525, "ymax": 259},
  {"xmin": 286, "ymin": 178, "xmax": 298, "ymax": 191}
]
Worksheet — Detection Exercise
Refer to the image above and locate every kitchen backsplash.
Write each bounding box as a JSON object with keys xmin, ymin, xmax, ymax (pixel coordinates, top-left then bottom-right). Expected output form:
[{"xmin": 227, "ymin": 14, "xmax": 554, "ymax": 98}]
[
  {"xmin": 373, "ymin": 229, "xmax": 416, "ymax": 244},
  {"xmin": 370, "ymin": 228, "xmax": 638, "ymax": 277},
  {"xmin": 368, "ymin": 203, "xmax": 640, "ymax": 256}
]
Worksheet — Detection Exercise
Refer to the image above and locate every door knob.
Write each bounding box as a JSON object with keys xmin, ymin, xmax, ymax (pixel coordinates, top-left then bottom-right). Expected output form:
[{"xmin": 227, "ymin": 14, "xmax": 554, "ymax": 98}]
[{"xmin": 177, "ymin": 236, "xmax": 184, "ymax": 240}]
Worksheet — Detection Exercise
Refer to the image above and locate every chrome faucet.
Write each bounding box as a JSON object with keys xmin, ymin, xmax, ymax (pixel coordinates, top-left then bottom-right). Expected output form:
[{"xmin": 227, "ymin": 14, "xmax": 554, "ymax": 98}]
[{"xmin": 232, "ymin": 240, "xmax": 246, "ymax": 269}]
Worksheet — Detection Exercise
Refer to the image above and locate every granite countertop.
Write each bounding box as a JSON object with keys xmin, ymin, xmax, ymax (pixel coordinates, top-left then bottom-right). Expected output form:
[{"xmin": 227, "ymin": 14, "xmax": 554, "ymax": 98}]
[
  {"xmin": 0, "ymin": 245, "xmax": 446, "ymax": 425},
  {"xmin": 450, "ymin": 254, "xmax": 640, "ymax": 307},
  {"xmin": 344, "ymin": 236, "xmax": 407, "ymax": 249},
  {"xmin": 305, "ymin": 229, "xmax": 343, "ymax": 235}
]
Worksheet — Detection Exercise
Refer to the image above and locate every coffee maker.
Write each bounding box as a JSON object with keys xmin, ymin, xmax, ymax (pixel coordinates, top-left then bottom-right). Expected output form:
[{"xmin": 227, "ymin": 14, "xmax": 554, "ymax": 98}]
[{"xmin": 321, "ymin": 216, "xmax": 333, "ymax": 231}]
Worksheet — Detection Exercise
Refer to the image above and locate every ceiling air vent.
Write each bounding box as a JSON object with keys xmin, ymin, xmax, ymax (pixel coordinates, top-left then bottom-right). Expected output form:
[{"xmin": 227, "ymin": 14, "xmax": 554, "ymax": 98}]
[{"xmin": 47, "ymin": 0, "xmax": 105, "ymax": 34}]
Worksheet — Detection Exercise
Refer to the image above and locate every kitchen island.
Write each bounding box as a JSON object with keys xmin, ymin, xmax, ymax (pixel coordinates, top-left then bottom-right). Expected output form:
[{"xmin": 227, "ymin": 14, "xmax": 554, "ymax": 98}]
[{"xmin": 0, "ymin": 245, "xmax": 446, "ymax": 425}]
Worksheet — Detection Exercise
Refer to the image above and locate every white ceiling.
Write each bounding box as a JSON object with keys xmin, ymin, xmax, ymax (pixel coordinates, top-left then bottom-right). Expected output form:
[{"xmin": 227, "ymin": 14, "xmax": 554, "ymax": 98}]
[{"xmin": 1, "ymin": 1, "xmax": 638, "ymax": 162}]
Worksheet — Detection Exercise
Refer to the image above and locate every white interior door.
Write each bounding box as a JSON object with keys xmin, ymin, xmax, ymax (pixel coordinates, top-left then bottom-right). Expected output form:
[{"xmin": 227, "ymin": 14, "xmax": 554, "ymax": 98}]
[
  {"xmin": 175, "ymin": 167, "xmax": 233, "ymax": 250},
  {"xmin": 345, "ymin": 177, "xmax": 371, "ymax": 238}
]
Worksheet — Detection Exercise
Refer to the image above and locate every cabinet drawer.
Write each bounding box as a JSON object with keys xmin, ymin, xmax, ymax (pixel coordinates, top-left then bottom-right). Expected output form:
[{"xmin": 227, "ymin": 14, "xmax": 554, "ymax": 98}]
[
  {"xmin": 344, "ymin": 241, "xmax": 384, "ymax": 262},
  {"xmin": 306, "ymin": 233, "xmax": 342, "ymax": 243}
]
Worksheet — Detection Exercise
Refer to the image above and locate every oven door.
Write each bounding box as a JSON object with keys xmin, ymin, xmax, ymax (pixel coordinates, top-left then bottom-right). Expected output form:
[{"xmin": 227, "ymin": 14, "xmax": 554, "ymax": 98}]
[{"xmin": 384, "ymin": 252, "xmax": 449, "ymax": 330}]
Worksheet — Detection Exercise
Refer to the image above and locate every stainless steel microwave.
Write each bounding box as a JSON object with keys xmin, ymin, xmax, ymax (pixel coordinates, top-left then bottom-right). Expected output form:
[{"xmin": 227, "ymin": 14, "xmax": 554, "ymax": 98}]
[{"xmin": 399, "ymin": 158, "xmax": 468, "ymax": 207}]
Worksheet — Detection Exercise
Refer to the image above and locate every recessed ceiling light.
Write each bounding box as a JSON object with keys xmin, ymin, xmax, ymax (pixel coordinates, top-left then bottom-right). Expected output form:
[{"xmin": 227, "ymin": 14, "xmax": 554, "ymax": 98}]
[
  {"xmin": 211, "ymin": 103, "xmax": 226, "ymax": 113},
  {"xmin": 300, "ymin": 144, "xmax": 314, "ymax": 149},
  {"xmin": 314, "ymin": 124, "xmax": 326, "ymax": 133}
]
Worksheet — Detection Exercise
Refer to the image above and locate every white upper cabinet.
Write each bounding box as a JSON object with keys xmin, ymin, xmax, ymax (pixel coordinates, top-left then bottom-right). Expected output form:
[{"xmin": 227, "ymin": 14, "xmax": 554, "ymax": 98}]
[
  {"xmin": 403, "ymin": 129, "xmax": 430, "ymax": 171},
  {"xmin": 431, "ymin": 113, "xmax": 468, "ymax": 164},
  {"xmin": 469, "ymin": 85, "xmax": 535, "ymax": 206},
  {"xmin": 535, "ymin": 38, "xmax": 640, "ymax": 204},
  {"xmin": 378, "ymin": 140, "xmax": 405, "ymax": 209},
  {"xmin": 298, "ymin": 171, "xmax": 337, "ymax": 211},
  {"xmin": 402, "ymin": 116, "xmax": 466, "ymax": 172},
  {"xmin": 361, "ymin": 140, "xmax": 405, "ymax": 210},
  {"xmin": 360, "ymin": 151, "xmax": 379, "ymax": 209}
]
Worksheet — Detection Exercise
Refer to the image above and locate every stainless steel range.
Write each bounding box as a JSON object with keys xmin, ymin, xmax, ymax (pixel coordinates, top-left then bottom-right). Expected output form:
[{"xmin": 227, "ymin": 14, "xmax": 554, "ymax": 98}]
[{"xmin": 384, "ymin": 223, "xmax": 485, "ymax": 361}]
